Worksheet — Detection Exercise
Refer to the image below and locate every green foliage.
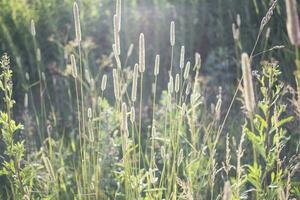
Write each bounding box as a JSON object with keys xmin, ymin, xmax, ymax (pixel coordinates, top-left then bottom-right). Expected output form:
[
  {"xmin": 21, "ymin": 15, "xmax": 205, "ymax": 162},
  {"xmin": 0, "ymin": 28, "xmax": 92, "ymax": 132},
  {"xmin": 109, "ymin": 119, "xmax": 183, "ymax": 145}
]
[
  {"xmin": 0, "ymin": 1, "xmax": 300, "ymax": 200},
  {"xmin": 243, "ymin": 64, "xmax": 297, "ymax": 199},
  {"xmin": 0, "ymin": 54, "xmax": 33, "ymax": 199}
]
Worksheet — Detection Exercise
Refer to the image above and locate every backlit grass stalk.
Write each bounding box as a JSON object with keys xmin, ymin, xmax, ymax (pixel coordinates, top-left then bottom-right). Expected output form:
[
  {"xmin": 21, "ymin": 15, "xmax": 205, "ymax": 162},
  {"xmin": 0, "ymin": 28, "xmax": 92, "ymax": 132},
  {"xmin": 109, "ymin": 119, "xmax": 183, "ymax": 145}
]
[
  {"xmin": 179, "ymin": 46, "xmax": 185, "ymax": 104},
  {"xmin": 138, "ymin": 33, "xmax": 145, "ymax": 169},
  {"xmin": 73, "ymin": 2, "xmax": 85, "ymax": 137},
  {"xmin": 30, "ymin": 19, "xmax": 46, "ymax": 146},
  {"xmin": 170, "ymin": 21, "xmax": 175, "ymax": 75},
  {"xmin": 71, "ymin": 54, "xmax": 81, "ymax": 138},
  {"xmin": 241, "ymin": 53, "xmax": 257, "ymax": 165},
  {"xmin": 73, "ymin": 2, "xmax": 89, "ymax": 197},
  {"xmin": 151, "ymin": 55, "xmax": 160, "ymax": 168}
]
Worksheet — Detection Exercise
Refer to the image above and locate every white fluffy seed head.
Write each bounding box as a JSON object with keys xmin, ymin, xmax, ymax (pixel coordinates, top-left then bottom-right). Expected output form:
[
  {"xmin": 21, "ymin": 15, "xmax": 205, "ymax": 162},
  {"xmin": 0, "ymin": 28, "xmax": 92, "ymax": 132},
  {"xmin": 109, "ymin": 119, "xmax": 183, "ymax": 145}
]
[
  {"xmin": 266, "ymin": 27, "xmax": 271, "ymax": 39},
  {"xmin": 70, "ymin": 54, "xmax": 78, "ymax": 78},
  {"xmin": 116, "ymin": 0, "xmax": 121, "ymax": 31},
  {"xmin": 175, "ymin": 74, "xmax": 180, "ymax": 93},
  {"xmin": 30, "ymin": 19, "xmax": 36, "ymax": 37},
  {"xmin": 113, "ymin": 15, "xmax": 121, "ymax": 55},
  {"xmin": 127, "ymin": 43, "xmax": 134, "ymax": 57},
  {"xmin": 180, "ymin": 46, "xmax": 185, "ymax": 69},
  {"xmin": 121, "ymin": 103, "xmax": 128, "ymax": 131},
  {"xmin": 154, "ymin": 54, "xmax": 160, "ymax": 76},
  {"xmin": 36, "ymin": 48, "xmax": 41, "ymax": 62},
  {"xmin": 184, "ymin": 61, "xmax": 190, "ymax": 80},
  {"xmin": 237, "ymin": 14, "xmax": 241, "ymax": 27},
  {"xmin": 101, "ymin": 75, "xmax": 107, "ymax": 91},
  {"xmin": 131, "ymin": 64, "xmax": 139, "ymax": 102},
  {"xmin": 232, "ymin": 23, "xmax": 240, "ymax": 41},
  {"xmin": 25, "ymin": 72, "xmax": 30, "ymax": 81},
  {"xmin": 130, "ymin": 106, "xmax": 135, "ymax": 123},
  {"xmin": 215, "ymin": 87, "xmax": 222, "ymax": 121},
  {"xmin": 84, "ymin": 68, "xmax": 91, "ymax": 84},
  {"xmin": 195, "ymin": 53, "xmax": 201, "ymax": 70},
  {"xmin": 139, "ymin": 33, "xmax": 145, "ymax": 73},
  {"xmin": 170, "ymin": 21, "xmax": 175, "ymax": 46},
  {"xmin": 73, "ymin": 2, "xmax": 81, "ymax": 43},
  {"xmin": 185, "ymin": 82, "xmax": 191, "ymax": 95},
  {"xmin": 24, "ymin": 93, "xmax": 28, "ymax": 108},
  {"xmin": 241, "ymin": 53, "xmax": 255, "ymax": 116}
]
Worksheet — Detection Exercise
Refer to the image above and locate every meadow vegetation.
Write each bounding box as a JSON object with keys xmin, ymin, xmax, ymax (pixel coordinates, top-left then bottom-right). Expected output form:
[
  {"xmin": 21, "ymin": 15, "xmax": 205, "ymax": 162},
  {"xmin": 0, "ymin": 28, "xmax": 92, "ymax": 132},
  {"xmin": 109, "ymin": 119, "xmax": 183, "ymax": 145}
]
[{"xmin": 0, "ymin": 0, "xmax": 300, "ymax": 199}]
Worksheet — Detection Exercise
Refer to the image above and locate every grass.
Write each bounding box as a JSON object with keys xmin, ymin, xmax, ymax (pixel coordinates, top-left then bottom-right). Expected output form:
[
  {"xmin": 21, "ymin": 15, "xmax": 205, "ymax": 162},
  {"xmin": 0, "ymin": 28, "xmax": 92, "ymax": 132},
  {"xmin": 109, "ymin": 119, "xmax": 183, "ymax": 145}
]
[{"xmin": 0, "ymin": 0, "xmax": 300, "ymax": 200}]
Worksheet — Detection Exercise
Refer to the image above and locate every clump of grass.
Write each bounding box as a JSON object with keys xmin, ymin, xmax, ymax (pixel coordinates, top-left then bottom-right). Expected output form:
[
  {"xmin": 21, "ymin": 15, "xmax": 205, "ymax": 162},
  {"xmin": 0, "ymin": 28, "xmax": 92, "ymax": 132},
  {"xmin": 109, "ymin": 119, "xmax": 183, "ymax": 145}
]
[{"xmin": 1, "ymin": 0, "xmax": 300, "ymax": 200}]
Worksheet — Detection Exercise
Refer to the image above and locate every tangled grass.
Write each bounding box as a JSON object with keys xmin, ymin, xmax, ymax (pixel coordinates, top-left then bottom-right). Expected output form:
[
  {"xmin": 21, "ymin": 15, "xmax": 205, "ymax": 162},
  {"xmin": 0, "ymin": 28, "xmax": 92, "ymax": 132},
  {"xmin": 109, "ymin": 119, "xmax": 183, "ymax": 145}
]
[{"xmin": 0, "ymin": 0, "xmax": 300, "ymax": 199}]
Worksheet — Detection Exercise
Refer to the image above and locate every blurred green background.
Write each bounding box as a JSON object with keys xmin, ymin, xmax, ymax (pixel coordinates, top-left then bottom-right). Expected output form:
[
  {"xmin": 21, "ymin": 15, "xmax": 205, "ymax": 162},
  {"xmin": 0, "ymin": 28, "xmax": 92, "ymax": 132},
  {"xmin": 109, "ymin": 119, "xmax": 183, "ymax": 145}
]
[{"xmin": 0, "ymin": 0, "xmax": 298, "ymax": 136}]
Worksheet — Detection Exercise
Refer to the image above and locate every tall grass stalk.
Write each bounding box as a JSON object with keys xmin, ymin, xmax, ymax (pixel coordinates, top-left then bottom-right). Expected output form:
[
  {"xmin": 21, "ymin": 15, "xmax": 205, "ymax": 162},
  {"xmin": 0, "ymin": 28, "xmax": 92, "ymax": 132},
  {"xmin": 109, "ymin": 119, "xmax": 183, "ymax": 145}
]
[{"xmin": 138, "ymin": 33, "xmax": 145, "ymax": 169}]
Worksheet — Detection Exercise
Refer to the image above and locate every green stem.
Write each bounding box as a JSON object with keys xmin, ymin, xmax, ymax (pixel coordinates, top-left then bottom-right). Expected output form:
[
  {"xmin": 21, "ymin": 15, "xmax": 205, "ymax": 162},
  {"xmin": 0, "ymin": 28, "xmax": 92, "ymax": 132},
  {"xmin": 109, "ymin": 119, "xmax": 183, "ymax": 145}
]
[{"xmin": 138, "ymin": 73, "xmax": 144, "ymax": 169}]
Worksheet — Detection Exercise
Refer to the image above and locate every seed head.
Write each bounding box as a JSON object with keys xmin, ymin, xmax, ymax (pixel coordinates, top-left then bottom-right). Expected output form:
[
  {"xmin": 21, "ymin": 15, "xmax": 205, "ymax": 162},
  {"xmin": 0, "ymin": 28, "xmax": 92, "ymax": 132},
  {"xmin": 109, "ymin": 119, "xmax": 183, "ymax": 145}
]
[
  {"xmin": 116, "ymin": 0, "xmax": 121, "ymax": 31},
  {"xmin": 36, "ymin": 48, "xmax": 41, "ymax": 62},
  {"xmin": 127, "ymin": 43, "xmax": 134, "ymax": 57},
  {"xmin": 184, "ymin": 62, "xmax": 190, "ymax": 80},
  {"xmin": 185, "ymin": 82, "xmax": 191, "ymax": 95},
  {"xmin": 24, "ymin": 93, "xmax": 28, "ymax": 108},
  {"xmin": 154, "ymin": 55, "xmax": 160, "ymax": 76},
  {"xmin": 131, "ymin": 64, "xmax": 139, "ymax": 102},
  {"xmin": 139, "ymin": 33, "xmax": 145, "ymax": 73},
  {"xmin": 232, "ymin": 23, "xmax": 240, "ymax": 41},
  {"xmin": 285, "ymin": 0, "xmax": 300, "ymax": 46},
  {"xmin": 121, "ymin": 103, "xmax": 128, "ymax": 131},
  {"xmin": 25, "ymin": 72, "xmax": 30, "ymax": 81},
  {"xmin": 101, "ymin": 75, "xmax": 107, "ymax": 92},
  {"xmin": 180, "ymin": 46, "xmax": 185, "ymax": 69},
  {"xmin": 70, "ymin": 54, "xmax": 78, "ymax": 78},
  {"xmin": 175, "ymin": 74, "xmax": 180, "ymax": 93},
  {"xmin": 195, "ymin": 53, "xmax": 201, "ymax": 70},
  {"xmin": 84, "ymin": 68, "xmax": 91, "ymax": 84},
  {"xmin": 168, "ymin": 75, "xmax": 174, "ymax": 95},
  {"xmin": 260, "ymin": 0, "xmax": 278, "ymax": 30},
  {"xmin": 170, "ymin": 21, "xmax": 175, "ymax": 46},
  {"xmin": 73, "ymin": 2, "xmax": 82, "ymax": 43},
  {"xmin": 30, "ymin": 19, "xmax": 36, "ymax": 37},
  {"xmin": 130, "ymin": 106, "xmax": 135, "ymax": 123},
  {"xmin": 266, "ymin": 27, "xmax": 271, "ymax": 39},
  {"xmin": 113, "ymin": 15, "xmax": 121, "ymax": 55},
  {"xmin": 241, "ymin": 53, "xmax": 255, "ymax": 116},
  {"xmin": 237, "ymin": 14, "xmax": 241, "ymax": 27}
]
